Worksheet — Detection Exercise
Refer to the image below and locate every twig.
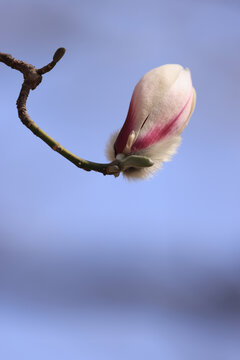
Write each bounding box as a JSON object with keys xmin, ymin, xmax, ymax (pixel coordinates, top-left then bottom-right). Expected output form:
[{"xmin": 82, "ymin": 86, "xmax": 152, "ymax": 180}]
[{"xmin": 0, "ymin": 48, "xmax": 153, "ymax": 177}]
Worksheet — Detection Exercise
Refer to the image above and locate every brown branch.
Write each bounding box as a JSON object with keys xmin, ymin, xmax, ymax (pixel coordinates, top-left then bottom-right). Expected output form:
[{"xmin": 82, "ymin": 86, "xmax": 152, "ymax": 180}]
[{"xmin": 0, "ymin": 48, "xmax": 153, "ymax": 177}]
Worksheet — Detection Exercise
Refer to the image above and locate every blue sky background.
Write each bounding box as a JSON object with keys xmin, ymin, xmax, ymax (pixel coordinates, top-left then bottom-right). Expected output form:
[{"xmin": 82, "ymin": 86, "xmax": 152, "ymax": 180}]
[{"xmin": 1, "ymin": 0, "xmax": 240, "ymax": 359}]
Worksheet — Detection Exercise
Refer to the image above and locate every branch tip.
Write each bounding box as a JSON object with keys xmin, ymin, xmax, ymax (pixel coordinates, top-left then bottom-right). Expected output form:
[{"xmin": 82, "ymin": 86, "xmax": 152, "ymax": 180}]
[{"xmin": 53, "ymin": 48, "xmax": 66, "ymax": 63}]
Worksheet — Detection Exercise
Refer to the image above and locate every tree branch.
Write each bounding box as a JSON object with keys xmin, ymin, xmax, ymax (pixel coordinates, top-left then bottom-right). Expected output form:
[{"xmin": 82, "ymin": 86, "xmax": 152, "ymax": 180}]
[{"xmin": 0, "ymin": 48, "xmax": 153, "ymax": 177}]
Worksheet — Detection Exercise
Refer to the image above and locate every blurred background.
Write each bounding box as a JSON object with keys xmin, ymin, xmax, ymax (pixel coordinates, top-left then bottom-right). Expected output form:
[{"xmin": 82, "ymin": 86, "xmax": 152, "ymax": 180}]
[{"xmin": 1, "ymin": 0, "xmax": 240, "ymax": 359}]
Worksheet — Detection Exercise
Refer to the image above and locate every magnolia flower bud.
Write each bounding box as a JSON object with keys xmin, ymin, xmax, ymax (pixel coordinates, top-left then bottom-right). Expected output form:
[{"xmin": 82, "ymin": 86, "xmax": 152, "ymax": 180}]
[{"xmin": 106, "ymin": 64, "xmax": 196, "ymax": 179}]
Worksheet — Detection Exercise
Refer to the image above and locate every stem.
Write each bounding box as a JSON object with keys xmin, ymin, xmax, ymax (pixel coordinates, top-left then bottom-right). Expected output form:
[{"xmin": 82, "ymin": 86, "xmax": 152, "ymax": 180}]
[{"xmin": 0, "ymin": 48, "xmax": 153, "ymax": 177}]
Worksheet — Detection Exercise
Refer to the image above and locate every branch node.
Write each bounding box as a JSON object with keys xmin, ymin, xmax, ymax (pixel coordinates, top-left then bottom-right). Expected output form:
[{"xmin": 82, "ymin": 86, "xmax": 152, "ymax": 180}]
[
  {"xmin": 106, "ymin": 164, "xmax": 121, "ymax": 175},
  {"xmin": 24, "ymin": 68, "xmax": 42, "ymax": 90},
  {"xmin": 52, "ymin": 144, "xmax": 62, "ymax": 152},
  {"xmin": 27, "ymin": 120, "xmax": 34, "ymax": 128}
]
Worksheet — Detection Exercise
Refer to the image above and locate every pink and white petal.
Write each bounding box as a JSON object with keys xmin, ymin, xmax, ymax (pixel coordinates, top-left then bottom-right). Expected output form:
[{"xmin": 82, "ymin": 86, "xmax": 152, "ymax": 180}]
[
  {"xmin": 114, "ymin": 97, "xmax": 137, "ymax": 155},
  {"xmin": 131, "ymin": 69, "xmax": 193, "ymax": 151},
  {"xmin": 114, "ymin": 64, "xmax": 184, "ymax": 155}
]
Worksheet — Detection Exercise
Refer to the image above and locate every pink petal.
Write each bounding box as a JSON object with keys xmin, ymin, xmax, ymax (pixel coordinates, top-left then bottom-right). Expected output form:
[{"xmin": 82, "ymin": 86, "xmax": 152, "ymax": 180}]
[
  {"xmin": 114, "ymin": 65, "xmax": 193, "ymax": 156},
  {"xmin": 131, "ymin": 90, "xmax": 193, "ymax": 151},
  {"xmin": 114, "ymin": 96, "xmax": 136, "ymax": 154}
]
